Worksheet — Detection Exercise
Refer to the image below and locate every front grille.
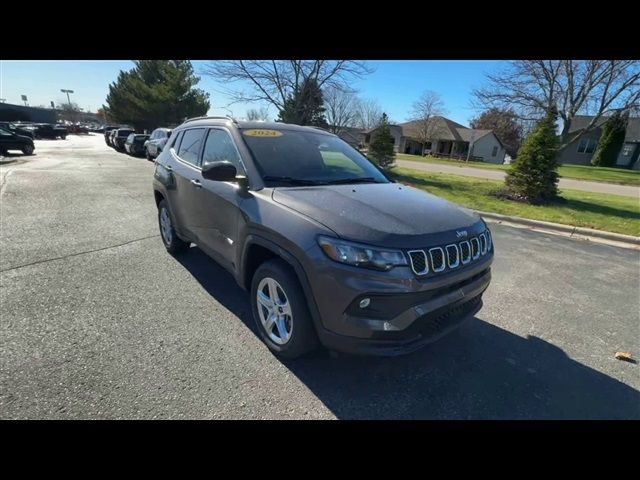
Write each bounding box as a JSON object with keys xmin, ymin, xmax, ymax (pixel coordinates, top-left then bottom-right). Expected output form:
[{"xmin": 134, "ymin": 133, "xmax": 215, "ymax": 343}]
[{"xmin": 407, "ymin": 229, "xmax": 493, "ymax": 277}]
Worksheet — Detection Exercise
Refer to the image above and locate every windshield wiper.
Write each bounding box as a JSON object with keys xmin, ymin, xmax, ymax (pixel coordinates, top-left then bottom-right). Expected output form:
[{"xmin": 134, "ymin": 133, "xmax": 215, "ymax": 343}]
[
  {"xmin": 323, "ymin": 177, "xmax": 384, "ymax": 185},
  {"xmin": 262, "ymin": 176, "xmax": 324, "ymax": 186}
]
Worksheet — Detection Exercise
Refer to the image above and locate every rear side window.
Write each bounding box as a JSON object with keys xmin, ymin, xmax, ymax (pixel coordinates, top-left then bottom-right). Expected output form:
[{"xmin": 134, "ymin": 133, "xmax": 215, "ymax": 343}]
[
  {"xmin": 202, "ymin": 129, "xmax": 242, "ymax": 170},
  {"xmin": 177, "ymin": 128, "xmax": 205, "ymax": 166}
]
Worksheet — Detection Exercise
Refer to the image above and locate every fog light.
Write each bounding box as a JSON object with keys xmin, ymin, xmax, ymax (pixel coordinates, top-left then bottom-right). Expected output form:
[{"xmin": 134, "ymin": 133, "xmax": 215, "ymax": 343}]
[{"xmin": 359, "ymin": 298, "xmax": 371, "ymax": 308}]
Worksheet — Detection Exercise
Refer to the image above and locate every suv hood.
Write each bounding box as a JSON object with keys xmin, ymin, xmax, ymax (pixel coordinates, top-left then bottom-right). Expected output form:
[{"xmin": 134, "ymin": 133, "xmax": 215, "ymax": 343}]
[{"xmin": 272, "ymin": 183, "xmax": 483, "ymax": 248}]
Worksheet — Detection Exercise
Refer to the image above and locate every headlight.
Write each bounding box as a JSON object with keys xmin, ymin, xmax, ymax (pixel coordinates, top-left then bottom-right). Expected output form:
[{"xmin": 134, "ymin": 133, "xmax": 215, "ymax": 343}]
[{"xmin": 317, "ymin": 236, "xmax": 407, "ymax": 271}]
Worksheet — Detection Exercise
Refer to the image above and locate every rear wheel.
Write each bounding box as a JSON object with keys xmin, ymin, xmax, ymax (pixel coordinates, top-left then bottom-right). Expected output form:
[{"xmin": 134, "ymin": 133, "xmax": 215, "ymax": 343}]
[
  {"xmin": 251, "ymin": 259, "xmax": 319, "ymax": 359},
  {"xmin": 158, "ymin": 199, "xmax": 189, "ymax": 254}
]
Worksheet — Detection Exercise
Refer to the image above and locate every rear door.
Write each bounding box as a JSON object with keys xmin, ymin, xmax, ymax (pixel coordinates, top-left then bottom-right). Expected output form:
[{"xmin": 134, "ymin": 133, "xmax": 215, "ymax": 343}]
[{"xmin": 168, "ymin": 128, "xmax": 206, "ymax": 240}]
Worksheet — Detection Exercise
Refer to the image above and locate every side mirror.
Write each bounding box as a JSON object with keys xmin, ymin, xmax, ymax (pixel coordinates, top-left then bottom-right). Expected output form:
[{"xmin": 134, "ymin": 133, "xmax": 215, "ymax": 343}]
[{"xmin": 201, "ymin": 161, "xmax": 238, "ymax": 182}]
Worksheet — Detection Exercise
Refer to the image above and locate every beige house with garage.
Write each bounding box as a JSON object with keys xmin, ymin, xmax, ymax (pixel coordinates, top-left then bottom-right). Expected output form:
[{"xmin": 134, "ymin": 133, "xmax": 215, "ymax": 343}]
[{"xmin": 363, "ymin": 116, "xmax": 506, "ymax": 164}]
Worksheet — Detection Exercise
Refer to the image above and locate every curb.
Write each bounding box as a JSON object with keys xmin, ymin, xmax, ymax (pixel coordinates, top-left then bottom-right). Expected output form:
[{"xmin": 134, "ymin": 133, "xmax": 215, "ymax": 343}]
[{"xmin": 477, "ymin": 210, "xmax": 640, "ymax": 249}]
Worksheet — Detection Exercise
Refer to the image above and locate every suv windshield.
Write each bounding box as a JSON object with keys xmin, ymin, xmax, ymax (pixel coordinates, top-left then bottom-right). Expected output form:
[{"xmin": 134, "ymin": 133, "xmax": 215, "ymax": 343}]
[{"xmin": 241, "ymin": 128, "xmax": 389, "ymax": 186}]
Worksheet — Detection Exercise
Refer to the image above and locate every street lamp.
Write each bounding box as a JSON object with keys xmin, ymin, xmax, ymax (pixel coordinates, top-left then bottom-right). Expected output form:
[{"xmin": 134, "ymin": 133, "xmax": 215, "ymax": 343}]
[{"xmin": 60, "ymin": 89, "xmax": 74, "ymax": 107}]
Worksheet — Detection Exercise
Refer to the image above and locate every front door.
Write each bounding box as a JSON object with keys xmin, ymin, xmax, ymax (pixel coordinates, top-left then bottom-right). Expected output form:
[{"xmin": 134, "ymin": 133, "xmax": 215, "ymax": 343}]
[{"xmin": 190, "ymin": 128, "xmax": 245, "ymax": 271}]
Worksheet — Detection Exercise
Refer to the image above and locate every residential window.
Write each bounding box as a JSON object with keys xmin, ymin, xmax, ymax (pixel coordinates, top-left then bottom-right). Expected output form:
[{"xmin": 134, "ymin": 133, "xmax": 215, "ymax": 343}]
[
  {"xmin": 492, "ymin": 146, "xmax": 498, "ymax": 157},
  {"xmin": 621, "ymin": 143, "xmax": 634, "ymax": 156},
  {"xmin": 577, "ymin": 137, "xmax": 597, "ymax": 154}
]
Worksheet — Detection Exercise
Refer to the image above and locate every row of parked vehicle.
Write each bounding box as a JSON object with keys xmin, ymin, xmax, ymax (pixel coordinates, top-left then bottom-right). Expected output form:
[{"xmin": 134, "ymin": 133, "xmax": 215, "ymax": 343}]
[
  {"xmin": 104, "ymin": 126, "xmax": 172, "ymax": 161},
  {"xmin": 0, "ymin": 121, "xmax": 68, "ymax": 140}
]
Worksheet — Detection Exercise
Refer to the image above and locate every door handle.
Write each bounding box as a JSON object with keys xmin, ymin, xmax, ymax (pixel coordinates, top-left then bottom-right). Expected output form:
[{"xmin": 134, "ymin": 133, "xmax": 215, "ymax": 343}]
[{"xmin": 190, "ymin": 179, "xmax": 202, "ymax": 188}]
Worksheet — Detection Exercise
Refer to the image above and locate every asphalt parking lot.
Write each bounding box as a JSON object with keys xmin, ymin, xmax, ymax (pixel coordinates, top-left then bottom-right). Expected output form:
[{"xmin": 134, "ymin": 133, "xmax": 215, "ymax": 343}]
[{"xmin": 1, "ymin": 135, "xmax": 639, "ymax": 419}]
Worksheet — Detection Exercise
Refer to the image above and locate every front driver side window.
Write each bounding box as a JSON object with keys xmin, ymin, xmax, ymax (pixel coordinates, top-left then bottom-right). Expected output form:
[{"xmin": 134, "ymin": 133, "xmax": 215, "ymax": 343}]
[
  {"xmin": 177, "ymin": 128, "xmax": 205, "ymax": 166},
  {"xmin": 201, "ymin": 129, "xmax": 242, "ymax": 170}
]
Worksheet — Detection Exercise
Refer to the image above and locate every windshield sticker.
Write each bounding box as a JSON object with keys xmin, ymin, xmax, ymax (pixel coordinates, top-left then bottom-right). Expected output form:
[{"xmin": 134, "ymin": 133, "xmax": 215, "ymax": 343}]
[{"xmin": 242, "ymin": 129, "xmax": 283, "ymax": 138}]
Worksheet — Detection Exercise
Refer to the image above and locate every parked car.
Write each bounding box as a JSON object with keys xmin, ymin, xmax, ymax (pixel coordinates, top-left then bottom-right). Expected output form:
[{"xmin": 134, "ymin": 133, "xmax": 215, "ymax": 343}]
[
  {"xmin": 145, "ymin": 127, "xmax": 172, "ymax": 160},
  {"xmin": 31, "ymin": 123, "xmax": 67, "ymax": 140},
  {"xmin": 0, "ymin": 122, "xmax": 35, "ymax": 139},
  {"xmin": 152, "ymin": 118, "xmax": 494, "ymax": 358},
  {"xmin": 104, "ymin": 126, "xmax": 119, "ymax": 146},
  {"xmin": 112, "ymin": 128, "xmax": 135, "ymax": 151},
  {"xmin": 0, "ymin": 127, "xmax": 35, "ymax": 155},
  {"xmin": 67, "ymin": 124, "xmax": 89, "ymax": 135},
  {"xmin": 124, "ymin": 133, "xmax": 150, "ymax": 156}
]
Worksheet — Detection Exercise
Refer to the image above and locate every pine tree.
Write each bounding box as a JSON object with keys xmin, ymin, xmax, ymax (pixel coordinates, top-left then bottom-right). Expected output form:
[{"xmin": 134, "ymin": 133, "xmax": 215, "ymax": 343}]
[
  {"xmin": 504, "ymin": 108, "xmax": 559, "ymax": 203},
  {"xmin": 104, "ymin": 61, "xmax": 210, "ymax": 131},
  {"xmin": 277, "ymin": 78, "xmax": 326, "ymax": 126},
  {"xmin": 368, "ymin": 113, "xmax": 395, "ymax": 169},
  {"xmin": 591, "ymin": 111, "xmax": 628, "ymax": 167}
]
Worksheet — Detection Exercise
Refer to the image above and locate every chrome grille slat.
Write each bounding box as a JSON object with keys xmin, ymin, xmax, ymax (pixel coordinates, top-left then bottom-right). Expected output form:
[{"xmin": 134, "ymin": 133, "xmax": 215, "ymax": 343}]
[
  {"xmin": 471, "ymin": 237, "xmax": 480, "ymax": 260},
  {"xmin": 408, "ymin": 230, "xmax": 492, "ymax": 277},
  {"xmin": 479, "ymin": 233, "xmax": 487, "ymax": 255},
  {"xmin": 445, "ymin": 244, "xmax": 459, "ymax": 268},
  {"xmin": 429, "ymin": 247, "xmax": 446, "ymax": 273},
  {"xmin": 408, "ymin": 250, "xmax": 428, "ymax": 275},
  {"xmin": 460, "ymin": 240, "xmax": 471, "ymax": 264}
]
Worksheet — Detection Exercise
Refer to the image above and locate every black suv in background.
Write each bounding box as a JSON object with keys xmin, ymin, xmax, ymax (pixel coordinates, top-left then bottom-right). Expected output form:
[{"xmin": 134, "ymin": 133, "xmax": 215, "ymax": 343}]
[
  {"xmin": 153, "ymin": 117, "xmax": 493, "ymax": 358},
  {"xmin": 145, "ymin": 127, "xmax": 172, "ymax": 160},
  {"xmin": 111, "ymin": 128, "xmax": 135, "ymax": 151},
  {"xmin": 125, "ymin": 133, "xmax": 150, "ymax": 156},
  {"xmin": 0, "ymin": 122, "xmax": 35, "ymax": 139},
  {"xmin": 0, "ymin": 127, "xmax": 35, "ymax": 155}
]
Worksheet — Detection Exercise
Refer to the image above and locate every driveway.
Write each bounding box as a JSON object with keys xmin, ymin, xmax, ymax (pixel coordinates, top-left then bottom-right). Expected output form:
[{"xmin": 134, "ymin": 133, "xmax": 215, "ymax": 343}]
[
  {"xmin": 396, "ymin": 159, "xmax": 640, "ymax": 198},
  {"xmin": 1, "ymin": 135, "xmax": 639, "ymax": 419}
]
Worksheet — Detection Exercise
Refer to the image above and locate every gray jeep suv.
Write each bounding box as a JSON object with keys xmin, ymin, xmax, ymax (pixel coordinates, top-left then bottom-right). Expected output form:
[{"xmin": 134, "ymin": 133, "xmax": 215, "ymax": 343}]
[{"xmin": 152, "ymin": 117, "xmax": 493, "ymax": 358}]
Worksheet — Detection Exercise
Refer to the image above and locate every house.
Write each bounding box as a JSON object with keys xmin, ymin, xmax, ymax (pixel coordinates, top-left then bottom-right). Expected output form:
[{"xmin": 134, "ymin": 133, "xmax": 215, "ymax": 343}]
[
  {"xmin": 335, "ymin": 126, "xmax": 366, "ymax": 149},
  {"xmin": 363, "ymin": 116, "xmax": 506, "ymax": 164},
  {"xmin": 556, "ymin": 115, "xmax": 640, "ymax": 169}
]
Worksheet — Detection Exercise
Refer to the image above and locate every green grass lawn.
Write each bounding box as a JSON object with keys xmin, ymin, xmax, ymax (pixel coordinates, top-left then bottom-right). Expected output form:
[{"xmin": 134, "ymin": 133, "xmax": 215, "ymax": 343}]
[
  {"xmin": 391, "ymin": 167, "xmax": 640, "ymax": 237},
  {"xmin": 395, "ymin": 153, "xmax": 640, "ymax": 186}
]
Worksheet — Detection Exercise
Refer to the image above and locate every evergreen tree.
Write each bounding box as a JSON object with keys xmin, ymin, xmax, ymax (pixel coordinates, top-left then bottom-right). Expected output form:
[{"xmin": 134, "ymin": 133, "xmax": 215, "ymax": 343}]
[
  {"xmin": 504, "ymin": 108, "xmax": 559, "ymax": 203},
  {"xmin": 591, "ymin": 111, "xmax": 628, "ymax": 167},
  {"xmin": 104, "ymin": 60, "xmax": 210, "ymax": 131},
  {"xmin": 368, "ymin": 113, "xmax": 395, "ymax": 169},
  {"xmin": 277, "ymin": 78, "xmax": 326, "ymax": 126}
]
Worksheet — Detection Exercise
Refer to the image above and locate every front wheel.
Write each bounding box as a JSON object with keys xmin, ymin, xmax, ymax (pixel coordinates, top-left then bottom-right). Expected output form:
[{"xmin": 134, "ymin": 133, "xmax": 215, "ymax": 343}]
[
  {"xmin": 158, "ymin": 199, "xmax": 189, "ymax": 254},
  {"xmin": 22, "ymin": 145, "xmax": 34, "ymax": 155},
  {"xmin": 251, "ymin": 259, "xmax": 319, "ymax": 359}
]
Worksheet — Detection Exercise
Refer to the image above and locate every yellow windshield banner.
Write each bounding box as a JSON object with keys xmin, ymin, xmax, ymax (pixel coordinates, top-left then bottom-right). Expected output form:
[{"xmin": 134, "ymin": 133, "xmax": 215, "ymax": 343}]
[{"xmin": 242, "ymin": 129, "xmax": 283, "ymax": 138}]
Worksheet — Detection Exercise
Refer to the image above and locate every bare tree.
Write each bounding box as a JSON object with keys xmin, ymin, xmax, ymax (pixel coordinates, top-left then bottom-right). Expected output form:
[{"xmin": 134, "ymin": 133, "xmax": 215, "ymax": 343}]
[
  {"xmin": 473, "ymin": 60, "xmax": 640, "ymax": 147},
  {"xmin": 410, "ymin": 90, "xmax": 446, "ymax": 155},
  {"xmin": 202, "ymin": 61, "xmax": 373, "ymax": 115},
  {"xmin": 323, "ymin": 86, "xmax": 358, "ymax": 133},
  {"xmin": 353, "ymin": 97, "xmax": 383, "ymax": 130},
  {"xmin": 245, "ymin": 107, "xmax": 270, "ymax": 121}
]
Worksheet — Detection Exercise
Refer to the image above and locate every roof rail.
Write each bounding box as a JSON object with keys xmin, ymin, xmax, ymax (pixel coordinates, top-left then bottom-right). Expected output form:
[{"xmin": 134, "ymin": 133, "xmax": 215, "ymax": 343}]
[{"xmin": 182, "ymin": 115, "xmax": 237, "ymax": 124}]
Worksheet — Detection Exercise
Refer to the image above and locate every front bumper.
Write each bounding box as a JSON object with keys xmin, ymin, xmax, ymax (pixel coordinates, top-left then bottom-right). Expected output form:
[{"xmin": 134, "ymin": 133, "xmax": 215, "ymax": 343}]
[{"xmin": 303, "ymin": 243, "xmax": 493, "ymax": 355}]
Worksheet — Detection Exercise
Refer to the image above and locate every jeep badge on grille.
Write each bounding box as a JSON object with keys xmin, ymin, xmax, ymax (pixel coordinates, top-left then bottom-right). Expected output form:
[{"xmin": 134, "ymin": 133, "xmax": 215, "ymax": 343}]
[{"xmin": 456, "ymin": 230, "xmax": 468, "ymax": 238}]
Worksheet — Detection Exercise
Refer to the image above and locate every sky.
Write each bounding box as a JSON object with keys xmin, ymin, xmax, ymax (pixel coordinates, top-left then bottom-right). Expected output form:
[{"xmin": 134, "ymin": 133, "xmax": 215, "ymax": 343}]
[{"xmin": 0, "ymin": 60, "xmax": 505, "ymax": 126}]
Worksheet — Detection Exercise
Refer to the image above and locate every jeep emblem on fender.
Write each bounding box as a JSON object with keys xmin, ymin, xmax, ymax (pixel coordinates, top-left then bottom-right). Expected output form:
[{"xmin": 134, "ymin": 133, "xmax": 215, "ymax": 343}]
[{"xmin": 456, "ymin": 230, "xmax": 468, "ymax": 238}]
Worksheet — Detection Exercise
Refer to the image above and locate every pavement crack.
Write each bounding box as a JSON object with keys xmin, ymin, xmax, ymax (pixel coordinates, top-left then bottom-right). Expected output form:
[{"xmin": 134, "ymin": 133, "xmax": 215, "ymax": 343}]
[{"xmin": 0, "ymin": 234, "xmax": 159, "ymax": 273}]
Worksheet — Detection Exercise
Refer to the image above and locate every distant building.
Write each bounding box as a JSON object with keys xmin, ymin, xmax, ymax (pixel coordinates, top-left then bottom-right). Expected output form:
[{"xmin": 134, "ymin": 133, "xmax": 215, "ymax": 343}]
[
  {"xmin": 363, "ymin": 116, "xmax": 507, "ymax": 164},
  {"xmin": 0, "ymin": 102, "xmax": 57, "ymax": 124},
  {"xmin": 556, "ymin": 115, "xmax": 640, "ymax": 169}
]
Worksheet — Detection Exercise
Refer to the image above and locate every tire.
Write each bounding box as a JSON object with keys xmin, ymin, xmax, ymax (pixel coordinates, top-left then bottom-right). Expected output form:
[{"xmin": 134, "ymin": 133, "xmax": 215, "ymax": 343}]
[
  {"xmin": 146, "ymin": 148, "xmax": 153, "ymax": 161},
  {"xmin": 251, "ymin": 259, "xmax": 319, "ymax": 359},
  {"xmin": 22, "ymin": 144, "xmax": 34, "ymax": 155},
  {"xmin": 157, "ymin": 199, "xmax": 189, "ymax": 255}
]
